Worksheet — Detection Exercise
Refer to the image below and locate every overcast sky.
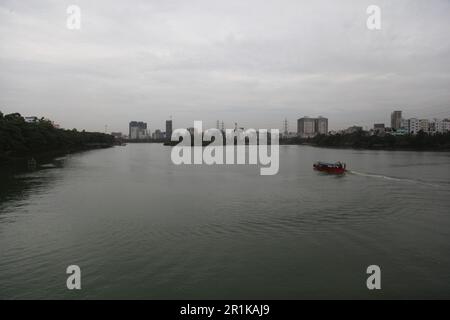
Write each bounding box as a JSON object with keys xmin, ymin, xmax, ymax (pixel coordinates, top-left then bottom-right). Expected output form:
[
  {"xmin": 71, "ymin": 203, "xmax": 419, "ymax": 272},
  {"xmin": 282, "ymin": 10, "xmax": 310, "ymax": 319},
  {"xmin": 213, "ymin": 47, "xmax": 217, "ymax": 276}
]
[{"xmin": 1, "ymin": 0, "xmax": 449, "ymax": 133}]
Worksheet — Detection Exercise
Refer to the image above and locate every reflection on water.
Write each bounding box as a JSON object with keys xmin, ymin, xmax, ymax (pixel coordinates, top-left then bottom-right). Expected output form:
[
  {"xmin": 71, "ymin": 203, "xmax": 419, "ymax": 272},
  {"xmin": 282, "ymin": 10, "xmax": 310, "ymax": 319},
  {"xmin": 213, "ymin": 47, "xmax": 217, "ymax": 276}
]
[
  {"xmin": 1, "ymin": 145, "xmax": 450, "ymax": 299},
  {"xmin": 0, "ymin": 158, "xmax": 66, "ymax": 216}
]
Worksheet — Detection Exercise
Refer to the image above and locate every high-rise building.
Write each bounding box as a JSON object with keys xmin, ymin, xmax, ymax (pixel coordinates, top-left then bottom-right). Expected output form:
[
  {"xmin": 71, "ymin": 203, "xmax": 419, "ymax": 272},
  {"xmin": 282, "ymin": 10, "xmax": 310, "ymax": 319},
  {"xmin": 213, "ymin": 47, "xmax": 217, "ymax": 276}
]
[
  {"xmin": 129, "ymin": 121, "xmax": 148, "ymax": 139},
  {"xmin": 391, "ymin": 111, "xmax": 402, "ymax": 130},
  {"xmin": 297, "ymin": 116, "xmax": 328, "ymax": 137},
  {"xmin": 315, "ymin": 116, "xmax": 328, "ymax": 135},
  {"xmin": 297, "ymin": 117, "xmax": 315, "ymax": 138},
  {"xmin": 165, "ymin": 120, "xmax": 173, "ymax": 141}
]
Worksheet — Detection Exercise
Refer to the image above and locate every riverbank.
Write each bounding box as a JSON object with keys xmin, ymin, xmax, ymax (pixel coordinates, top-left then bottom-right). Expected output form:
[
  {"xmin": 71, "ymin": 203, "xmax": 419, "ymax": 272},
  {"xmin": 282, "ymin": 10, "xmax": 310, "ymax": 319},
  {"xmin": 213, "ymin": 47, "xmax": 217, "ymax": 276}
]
[
  {"xmin": 280, "ymin": 131, "xmax": 450, "ymax": 151},
  {"xmin": 0, "ymin": 112, "xmax": 115, "ymax": 168}
]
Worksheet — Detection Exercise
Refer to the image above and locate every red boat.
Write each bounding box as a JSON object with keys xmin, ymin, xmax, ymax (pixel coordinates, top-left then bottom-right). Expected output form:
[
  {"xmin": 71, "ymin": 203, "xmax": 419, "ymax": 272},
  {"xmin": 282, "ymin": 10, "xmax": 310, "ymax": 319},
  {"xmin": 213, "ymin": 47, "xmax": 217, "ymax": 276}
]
[{"xmin": 313, "ymin": 161, "xmax": 346, "ymax": 174}]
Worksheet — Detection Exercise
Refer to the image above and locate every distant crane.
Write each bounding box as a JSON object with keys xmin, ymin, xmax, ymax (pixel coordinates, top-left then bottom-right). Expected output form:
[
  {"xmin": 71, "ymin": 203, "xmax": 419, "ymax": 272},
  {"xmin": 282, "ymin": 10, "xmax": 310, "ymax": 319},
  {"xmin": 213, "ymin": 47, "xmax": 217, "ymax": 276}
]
[{"xmin": 284, "ymin": 118, "xmax": 288, "ymax": 136}]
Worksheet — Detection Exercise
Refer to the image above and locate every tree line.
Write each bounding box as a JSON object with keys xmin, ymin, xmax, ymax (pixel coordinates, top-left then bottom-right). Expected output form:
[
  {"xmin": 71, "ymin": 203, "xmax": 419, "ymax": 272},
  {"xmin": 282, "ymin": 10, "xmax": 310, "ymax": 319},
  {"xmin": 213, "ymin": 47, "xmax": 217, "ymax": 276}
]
[
  {"xmin": 282, "ymin": 129, "xmax": 450, "ymax": 150},
  {"xmin": 0, "ymin": 112, "xmax": 114, "ymax": 162}
]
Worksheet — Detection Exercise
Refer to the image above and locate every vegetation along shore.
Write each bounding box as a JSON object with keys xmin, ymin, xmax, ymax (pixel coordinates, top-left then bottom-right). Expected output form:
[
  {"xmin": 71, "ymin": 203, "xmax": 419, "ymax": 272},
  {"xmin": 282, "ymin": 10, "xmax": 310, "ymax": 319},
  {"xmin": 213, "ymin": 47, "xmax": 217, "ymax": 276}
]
[
  {"xmin": 0, "ymin": 112, "xmax": 114, "ymax": 167},
  {"xmin": 281, "ymin": 129, "xmax": 450, "ymax": 151}
]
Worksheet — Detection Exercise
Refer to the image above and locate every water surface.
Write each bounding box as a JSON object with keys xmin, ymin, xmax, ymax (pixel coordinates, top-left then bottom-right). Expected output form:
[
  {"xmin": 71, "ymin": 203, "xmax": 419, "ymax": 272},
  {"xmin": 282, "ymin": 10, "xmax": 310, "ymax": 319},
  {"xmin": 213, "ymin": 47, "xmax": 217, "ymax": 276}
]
[{"xmin": 1, "ymin": 144, "xmax": 450, "ymax": 299}]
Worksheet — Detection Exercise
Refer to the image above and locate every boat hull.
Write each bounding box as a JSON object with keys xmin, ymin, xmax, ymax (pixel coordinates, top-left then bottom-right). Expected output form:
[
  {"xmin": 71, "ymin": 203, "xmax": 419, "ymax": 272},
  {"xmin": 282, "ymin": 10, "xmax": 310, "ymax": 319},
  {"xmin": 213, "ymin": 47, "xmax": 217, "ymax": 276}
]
[{"xmin": 313, "ymin": 163, "xmax": 346, "ymax": 174}]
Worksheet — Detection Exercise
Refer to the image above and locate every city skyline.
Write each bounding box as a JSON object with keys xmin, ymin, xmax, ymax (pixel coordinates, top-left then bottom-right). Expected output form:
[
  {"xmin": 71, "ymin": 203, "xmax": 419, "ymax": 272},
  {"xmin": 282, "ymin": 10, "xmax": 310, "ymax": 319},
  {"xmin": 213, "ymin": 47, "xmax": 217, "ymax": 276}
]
[
  {"xmin": 3, "ymin": 107, "xmax": 448, "ymax": 138},
  {"xmin": 1, "ymin": 0, "xmax": 450, "ymax": 133},
  {"xmin": 118, "ymin": 108, "xmax": 449, "ymax": 139}
]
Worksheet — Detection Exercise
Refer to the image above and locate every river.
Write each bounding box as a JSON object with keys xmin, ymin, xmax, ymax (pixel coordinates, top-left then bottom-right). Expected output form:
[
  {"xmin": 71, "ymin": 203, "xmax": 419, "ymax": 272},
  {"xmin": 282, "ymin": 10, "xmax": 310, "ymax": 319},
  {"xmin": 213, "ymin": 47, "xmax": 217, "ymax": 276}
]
[{"xmin": 1, "ymin": 144, "xmax": 449, "ymax": 299}]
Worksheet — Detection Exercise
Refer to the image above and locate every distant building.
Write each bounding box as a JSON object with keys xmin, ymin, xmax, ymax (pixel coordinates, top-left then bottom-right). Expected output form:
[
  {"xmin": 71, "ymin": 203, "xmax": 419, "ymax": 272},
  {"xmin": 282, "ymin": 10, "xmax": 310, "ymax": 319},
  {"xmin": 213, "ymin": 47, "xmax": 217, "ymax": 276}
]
[
  {"xmin": 400, "ymin": 117, "xmax": 450, "ymax": 135},
  {"xmin": 419, "ymin": 119, "xmax": 429, "ymax": 133},
  {"xmin": 444, "ymin": 119, "xmax": 450, "ymax": 132},
  {"xmin": 111, "ymin": 132, "xmax": 123, "ymax": 139},
  {"xmin": 152, "ymin": 129, "xmax": 164, "ymax": 140},
  {"xmin": 297, "ymin": 116, "xmax": 328, "ymax": 138},
  {"xmin": 400, "ymin": 118, "xmax": 409, "ymax": 130},
  {"xmin": 373, "ymin": 123, "xmax": 385, "ymax": 134},
  {"xmin": 407, "ymin": 118, "xmax": 419, "ymax": 134},
  {"xmin": 315, "ymin": 116, "xmax": 328, "ymax": 135},
  {"xmin": 165, "ymin": 120, "xmax": 173, "ymax": 141},
  {"xmin": 129, "ymin": 121, "xmax": 148, "ymax": 139},
  {"xmin": 429, "ymin": 118, "xmax": 450, "ymax": 134},
  {"xmin": 429, "ymin": 120, "xmax": 438, "ymax": 135},
  {"xmin": 297, "ymin": 117, "xmax": 316, "ymax": 138},
  {"xmin": 24, "ymin": 116, "xmax": 38, "ymax": 123},
  {"xmin": 344, "ymin": 126, "xmax": 363, "ymax": 134},
  {"xmin": 391, "ymin": 110, "xmax": 402, "ymax": 130}
]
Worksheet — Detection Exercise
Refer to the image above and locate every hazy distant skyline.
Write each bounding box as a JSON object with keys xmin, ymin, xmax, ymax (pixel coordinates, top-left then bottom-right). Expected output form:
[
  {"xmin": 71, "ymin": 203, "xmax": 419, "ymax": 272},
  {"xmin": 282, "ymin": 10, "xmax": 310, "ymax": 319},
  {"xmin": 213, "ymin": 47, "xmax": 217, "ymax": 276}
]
[{"xmin": 1, "ymin": 0, "xmax": 449, "ymax": 133}]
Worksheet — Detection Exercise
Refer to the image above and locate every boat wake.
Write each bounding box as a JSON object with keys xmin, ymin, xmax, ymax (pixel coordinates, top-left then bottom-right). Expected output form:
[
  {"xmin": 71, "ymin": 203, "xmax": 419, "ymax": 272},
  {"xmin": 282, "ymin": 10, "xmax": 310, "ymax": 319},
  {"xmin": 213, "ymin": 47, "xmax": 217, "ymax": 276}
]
[{"xmin": 348, "ymin": 170, "xmax": 442, "ymax": 188}]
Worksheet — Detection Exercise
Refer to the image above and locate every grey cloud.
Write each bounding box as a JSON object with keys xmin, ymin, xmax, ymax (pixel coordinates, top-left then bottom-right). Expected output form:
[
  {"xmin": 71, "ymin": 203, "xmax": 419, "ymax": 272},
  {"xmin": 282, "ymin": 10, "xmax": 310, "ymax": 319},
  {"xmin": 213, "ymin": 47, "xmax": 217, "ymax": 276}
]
[{"xmin": 1, "ymin": 0, "xmax": 449, "ymax": 132}]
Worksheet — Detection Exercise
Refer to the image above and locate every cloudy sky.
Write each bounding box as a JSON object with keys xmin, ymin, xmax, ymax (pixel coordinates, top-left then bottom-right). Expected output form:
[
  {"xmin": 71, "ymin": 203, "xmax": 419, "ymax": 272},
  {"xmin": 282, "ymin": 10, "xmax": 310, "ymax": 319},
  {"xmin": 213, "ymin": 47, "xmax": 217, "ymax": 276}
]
[{"xmin": 0, "ymin": 0, "xmax": 449, "ymax": 133}]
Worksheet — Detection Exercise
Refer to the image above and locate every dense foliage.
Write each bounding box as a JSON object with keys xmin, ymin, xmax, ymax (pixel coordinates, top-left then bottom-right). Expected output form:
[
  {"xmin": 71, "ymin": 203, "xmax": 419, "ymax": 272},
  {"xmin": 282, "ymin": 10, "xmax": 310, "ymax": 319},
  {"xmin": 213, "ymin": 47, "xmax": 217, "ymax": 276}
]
[
  {"xmin": 282, "ymin": 129, "xmax": 450, "ymax": 150},
  {"xmin": 0, "ymin": 112, "xmax": 114, "ymax": 161}
]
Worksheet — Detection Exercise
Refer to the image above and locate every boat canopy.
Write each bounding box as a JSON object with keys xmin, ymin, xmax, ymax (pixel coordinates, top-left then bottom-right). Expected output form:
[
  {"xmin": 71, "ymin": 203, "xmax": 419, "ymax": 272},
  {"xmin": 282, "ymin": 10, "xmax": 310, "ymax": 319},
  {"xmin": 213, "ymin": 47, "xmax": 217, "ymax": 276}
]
[{"xmin": 315, "ymin": 161, "xmax": 345, "ymax": 167}]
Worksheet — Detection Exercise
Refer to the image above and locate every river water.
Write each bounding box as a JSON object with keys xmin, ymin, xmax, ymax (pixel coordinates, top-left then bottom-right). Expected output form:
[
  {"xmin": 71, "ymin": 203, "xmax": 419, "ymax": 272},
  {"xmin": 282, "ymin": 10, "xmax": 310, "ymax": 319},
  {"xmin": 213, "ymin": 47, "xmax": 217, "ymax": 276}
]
[{"xmin": 1, "ymin": 144, "xmax": 450, "ymax": 299}]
